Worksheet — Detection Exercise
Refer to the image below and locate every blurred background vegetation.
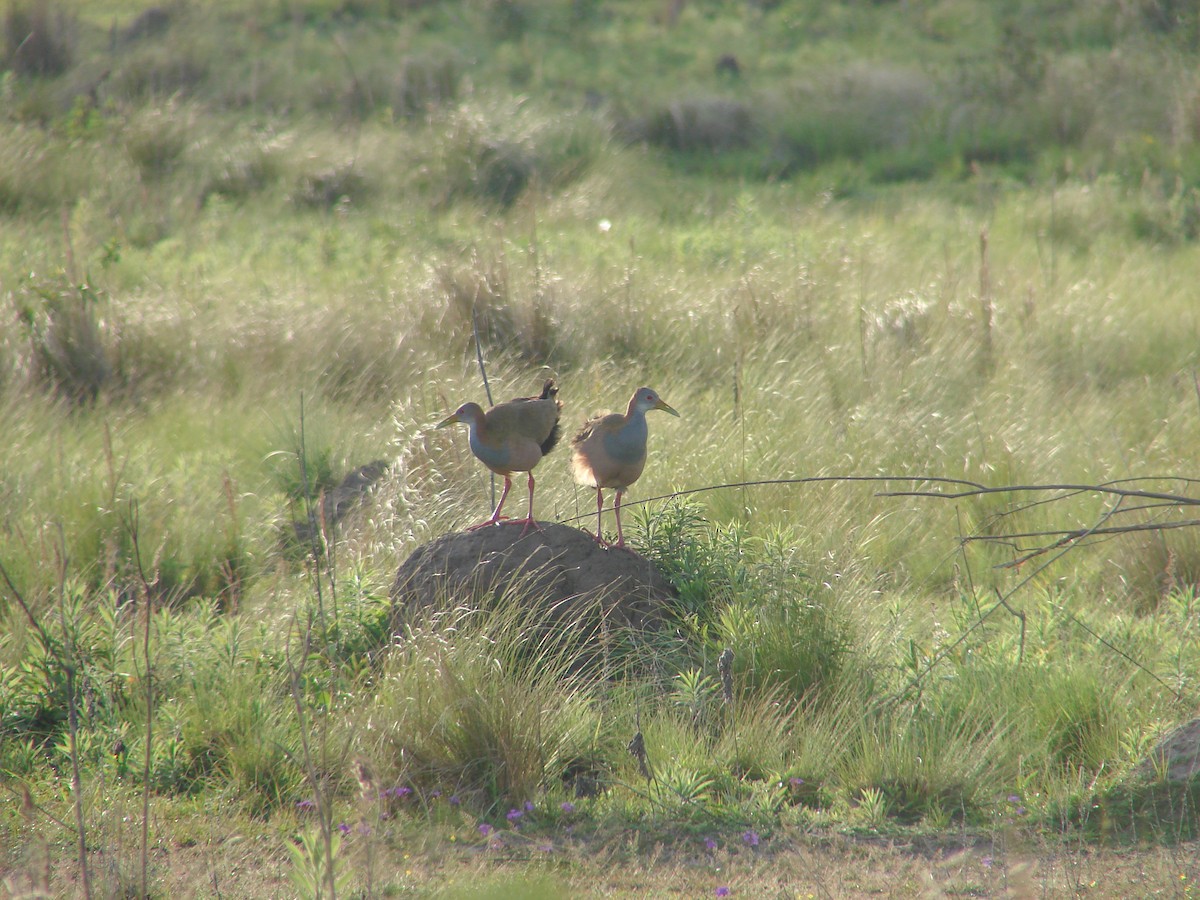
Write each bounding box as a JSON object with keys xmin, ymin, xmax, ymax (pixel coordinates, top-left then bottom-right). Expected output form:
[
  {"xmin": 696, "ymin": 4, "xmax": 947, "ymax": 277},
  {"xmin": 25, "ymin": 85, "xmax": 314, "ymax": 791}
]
[{"xmin": 3, "ymin": 0, "xmax": 1200, "ymax": 895}]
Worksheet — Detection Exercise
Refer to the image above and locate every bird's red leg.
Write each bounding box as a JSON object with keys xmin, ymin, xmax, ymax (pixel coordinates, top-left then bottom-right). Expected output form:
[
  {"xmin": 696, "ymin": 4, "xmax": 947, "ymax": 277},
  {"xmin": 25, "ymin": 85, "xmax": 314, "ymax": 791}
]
[
  {"xmin": 516, "ymin": 472, "xmax": 543, "ymax": 536},
  {"xmin": 468, "ymin": 476, "xmax": 512, "ymax": 530},
  {"xmin": 613, "ymin": 489, "xmax": 627, "ymax": 549},
  {"xmin": 591, "ymin": 487, "xmax": 609, "ymax": 547}
]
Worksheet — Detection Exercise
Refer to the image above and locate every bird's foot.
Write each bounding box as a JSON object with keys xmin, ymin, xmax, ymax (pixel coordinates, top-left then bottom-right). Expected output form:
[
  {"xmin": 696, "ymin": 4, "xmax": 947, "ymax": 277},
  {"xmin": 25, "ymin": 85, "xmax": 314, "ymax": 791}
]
[
  {"xmin": 466, "ymin": 516, "xmax": 510, "ymax": 532},
  {"xmin": 589, "ymin": 532, "xmax": 611, "ymax": 549},
  {"xmin": 515, "ymin": 518, "xmax": 543, "ymax": 537}
]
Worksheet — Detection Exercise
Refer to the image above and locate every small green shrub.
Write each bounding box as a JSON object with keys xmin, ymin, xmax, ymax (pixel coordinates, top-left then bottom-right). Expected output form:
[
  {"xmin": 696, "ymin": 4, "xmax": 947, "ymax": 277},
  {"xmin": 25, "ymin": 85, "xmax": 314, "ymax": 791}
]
[{"xmin": 635, "ymin": 501, "xmax": 749, "ymax": 616}]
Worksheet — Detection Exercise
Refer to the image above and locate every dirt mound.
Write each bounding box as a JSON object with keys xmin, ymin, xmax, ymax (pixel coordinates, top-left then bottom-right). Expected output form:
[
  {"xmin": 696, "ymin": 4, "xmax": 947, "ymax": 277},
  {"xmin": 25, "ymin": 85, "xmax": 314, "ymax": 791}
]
[
  {"xmin": 389, "ymin": 522, "xmax": 676, "ymax": 634},
  {"xmin": 1138, "ymin": 718, "xmax": 1200, "ymax": 782}
]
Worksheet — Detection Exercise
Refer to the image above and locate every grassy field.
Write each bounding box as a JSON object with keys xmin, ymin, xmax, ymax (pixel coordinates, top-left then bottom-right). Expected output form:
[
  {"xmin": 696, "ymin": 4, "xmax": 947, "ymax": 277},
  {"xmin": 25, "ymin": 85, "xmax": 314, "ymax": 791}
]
[{"xmin": 4, "ymin": 0, "xmax": 1200, "ymax": 896}]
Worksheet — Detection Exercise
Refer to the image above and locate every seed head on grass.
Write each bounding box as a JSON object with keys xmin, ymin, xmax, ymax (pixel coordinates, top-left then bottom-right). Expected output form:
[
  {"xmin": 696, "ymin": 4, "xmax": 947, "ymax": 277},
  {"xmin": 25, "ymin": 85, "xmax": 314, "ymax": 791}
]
[
  {"xmin": 353, "ymin": 757, "xmax": 376, "ymax": 801},
  {"xmin": 628, "ymin": 730, "xmax": 651, "ymax": 780},
  {"xmin": 718, "ymin": 647, "xmax": 734, "ymax": 703}
]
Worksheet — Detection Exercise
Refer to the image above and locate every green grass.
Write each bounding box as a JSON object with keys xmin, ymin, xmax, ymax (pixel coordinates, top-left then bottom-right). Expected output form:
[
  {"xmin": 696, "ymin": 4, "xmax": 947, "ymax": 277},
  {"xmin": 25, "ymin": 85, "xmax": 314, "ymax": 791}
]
[{"xmin": 4, "ymin": 0, "xmax": 1200, "ymax": 896}]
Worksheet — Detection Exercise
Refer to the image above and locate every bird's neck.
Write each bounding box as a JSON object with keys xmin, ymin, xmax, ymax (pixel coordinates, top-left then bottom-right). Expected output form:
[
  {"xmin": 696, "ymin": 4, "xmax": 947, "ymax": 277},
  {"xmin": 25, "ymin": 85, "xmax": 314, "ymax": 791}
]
[
  {"xmin": 467, "ymin": 417, "xmax": 493, "ymax": 452},
  {"xmin": 469, "ymin": 420, "xmax": 509, "ymax": 468}
]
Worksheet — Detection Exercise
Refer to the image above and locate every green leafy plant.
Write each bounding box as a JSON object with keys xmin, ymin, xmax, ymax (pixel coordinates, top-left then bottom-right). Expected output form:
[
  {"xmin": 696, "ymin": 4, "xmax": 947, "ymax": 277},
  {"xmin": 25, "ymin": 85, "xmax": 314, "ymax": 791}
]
[{"xmin": 287, "ymin": 827, "xmax": 350, "ymax": 900}]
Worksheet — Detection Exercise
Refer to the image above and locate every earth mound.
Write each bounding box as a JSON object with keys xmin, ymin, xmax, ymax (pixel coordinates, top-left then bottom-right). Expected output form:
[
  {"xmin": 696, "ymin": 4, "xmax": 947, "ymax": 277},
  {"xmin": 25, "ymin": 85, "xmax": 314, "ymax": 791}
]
[
  {"xmin": 1137, "ymin": 718, "xmax": 1200, "ymax": 783},
  {"xmin": 389, "ymin": 522, "xmax": 676, "ymax": 635}
]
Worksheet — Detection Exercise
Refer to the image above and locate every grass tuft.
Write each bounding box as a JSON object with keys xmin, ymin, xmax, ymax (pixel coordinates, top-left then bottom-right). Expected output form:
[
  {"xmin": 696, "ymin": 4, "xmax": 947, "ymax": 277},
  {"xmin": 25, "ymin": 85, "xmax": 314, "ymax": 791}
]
[
  {"xmin": 3, "ymin": 0, "xmax": 74, "ymax": 78},
  {"xmin": 11, "ymin": 271, "xmax": 110, "ymax": 404},
  {"xmin": 364, "ymin": 595, "xmax": 604, "ymax": 811}
]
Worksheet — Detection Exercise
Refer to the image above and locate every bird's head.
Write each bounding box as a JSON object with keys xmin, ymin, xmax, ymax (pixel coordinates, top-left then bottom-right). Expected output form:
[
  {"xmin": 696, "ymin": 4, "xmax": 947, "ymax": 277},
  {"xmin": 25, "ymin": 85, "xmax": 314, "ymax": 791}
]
[
  {"xmin": 437, "ymin": 402, "xmax": 485, "ymax": 429},
  {"xmin": 634, "ymin": 388, "xmax": 680, "ymax": 417}
]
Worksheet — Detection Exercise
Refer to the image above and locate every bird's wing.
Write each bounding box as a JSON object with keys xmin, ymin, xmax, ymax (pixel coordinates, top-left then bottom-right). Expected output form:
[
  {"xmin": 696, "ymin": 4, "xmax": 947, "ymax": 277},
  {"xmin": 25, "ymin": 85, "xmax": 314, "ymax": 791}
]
[
  {"xmin": 488, "ymin": 397, "xmax": 561, "ymax": 445},
  {"xmin": 571, "ymin": 411, "xmax": 621, "ymax": 446}
]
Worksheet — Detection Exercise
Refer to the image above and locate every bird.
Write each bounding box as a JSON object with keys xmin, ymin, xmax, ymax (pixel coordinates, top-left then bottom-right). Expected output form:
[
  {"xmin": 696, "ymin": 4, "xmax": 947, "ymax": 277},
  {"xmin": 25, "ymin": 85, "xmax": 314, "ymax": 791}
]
[
  {"xmin": 570, "ymin": 386, "xmax": 679, "ymax": 550},
  {"xmin": 437, "ymin": 378, "xmax": 562, "ymax": 535}
]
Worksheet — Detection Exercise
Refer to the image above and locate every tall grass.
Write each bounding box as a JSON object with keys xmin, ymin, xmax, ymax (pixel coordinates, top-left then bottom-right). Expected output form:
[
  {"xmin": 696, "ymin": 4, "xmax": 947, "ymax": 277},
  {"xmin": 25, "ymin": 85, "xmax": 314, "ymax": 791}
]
[
  {"xmin": 363, "ymin": 596, "xmax": 604, "ymax": 812},
  {"xmin": 4, "ymin": 0, "xmax": 1200, "ymax": 893}
]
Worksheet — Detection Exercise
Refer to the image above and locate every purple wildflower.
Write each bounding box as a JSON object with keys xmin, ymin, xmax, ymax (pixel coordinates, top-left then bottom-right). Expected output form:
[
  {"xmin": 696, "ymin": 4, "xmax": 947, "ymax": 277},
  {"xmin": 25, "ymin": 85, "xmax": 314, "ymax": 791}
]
[
  {"xmin": 478, "ymin": 823, "xmax": 494, "ymax": 837},
  {"xmin": 1007, "ymin": 794, "xmax": 1020, "ymax": 804},
  {"xmin": 337, "ymin": 822, "xmax": 351, "ymax": 835},
  {"xmin": 431, "ymin": 789, "xmax": 442, "ymax": 799},
  {"xmin": 716, "ymin": 888, "xmax": 731, "ymax": 897},
  {"xmin": 538, "ymin": 843, "xmax": 553, "ymax": 853},
  {"xmin": 356, "ymin": 822, "xmax": 372, "ymax": 835},
  {"xmin": 524, "ymin": 800, "xmax": 536, "ymax": 812},
  {"xmin": 295, "ymin": 799, "xmax": 315, "ymax": 810},
  {"xmin": 506, "ymin": 808, "xmax": 524, "ymax": 824},
  {"xmin": 742, "ymin": 830, "xmax": 759, "ymax": 847},
  {"xmin": 560, "ymin": 801, "xmax": 576, "ymax": 814},
  {"xmin": 448, "ymin": 794, "xmax": 461, "ymax": 805},
  {"xmin": 982, "ymin": 856, "xmax": 994, "ymax": 869},
  {"xmin": 389, "ymin": 785, "xmax": 412, "ymax": 799},
  {"xmin": 789, "ymin": 776, "xmax": 805, "ymax": 786},
  {"xmin": 704, "ymin": 837, "xmax": 718, "ymax": 851}
]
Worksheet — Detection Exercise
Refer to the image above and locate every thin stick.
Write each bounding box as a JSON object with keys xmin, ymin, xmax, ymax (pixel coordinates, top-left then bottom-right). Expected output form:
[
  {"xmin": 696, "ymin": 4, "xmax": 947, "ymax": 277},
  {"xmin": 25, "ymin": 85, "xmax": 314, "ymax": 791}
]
[
  {"xmin": 285, "ymin": 623, "xmax": 338, "ymax": 900},
  {"xmin": 978, "ymin": 228, "xmax": 993, "ymax": 371},
  {"xmin": 54, "ymin": 529, "xmax": 92, "ymax": 900},
  {"xmin": 62, "ymin": 205, "xmax": 77, "ymax": 285},
  {"xmin": 555, "ymin": 475, "xmax": 1200, "ymax": 527},
  {"xmin": 296, "ymin": 393, "xmax": 329, "ymax": 636},
  {"xmin": 471, "ymin": 297, "xmax": 496, "ymax": 509},
  {"xmin": 126, "ymin": 500, "xmax": 155, "ymax": 899},
  {"xmin": 887, "ymin": 496, "xmax": 1180, "ymax": 702}
]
